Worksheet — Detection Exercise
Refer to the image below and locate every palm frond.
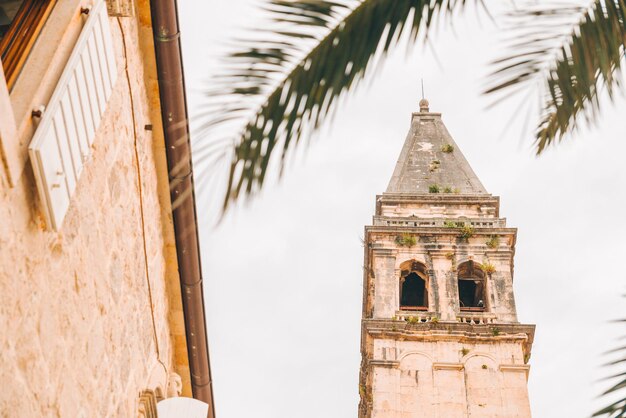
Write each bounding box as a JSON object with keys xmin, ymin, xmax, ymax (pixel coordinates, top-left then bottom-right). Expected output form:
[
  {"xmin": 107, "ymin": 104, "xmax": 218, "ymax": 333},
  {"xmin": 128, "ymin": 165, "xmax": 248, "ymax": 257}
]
[
  {"xmin": 592, "ymin": 301, "xmax": 626, "ymax": 418},
  {"xmin": 486, "ymin": 1, "xmax": 626, "ymax": 154},
  {"xmin": 199, "ymin": 0, "xmax": 481, "ymax": 208}
]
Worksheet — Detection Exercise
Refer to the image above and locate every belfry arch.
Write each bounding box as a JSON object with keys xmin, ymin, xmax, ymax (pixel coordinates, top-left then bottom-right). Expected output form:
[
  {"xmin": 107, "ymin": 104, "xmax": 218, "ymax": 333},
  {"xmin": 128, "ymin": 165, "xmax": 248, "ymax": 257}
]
[
  {"xmin": 399, "ymin": 260, "xmax": 428, "ymax": 311},
  {"xmin": 457, "ymin": 261, "xmax": 486, "ymax": 311}
]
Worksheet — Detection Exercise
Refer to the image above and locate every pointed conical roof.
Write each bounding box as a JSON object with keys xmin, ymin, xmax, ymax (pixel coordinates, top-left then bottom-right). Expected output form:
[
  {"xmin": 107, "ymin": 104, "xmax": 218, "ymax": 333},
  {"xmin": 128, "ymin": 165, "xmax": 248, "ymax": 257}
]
[{"xmin": 386, "ymin": 101, "xmax": 486, "ymax": 195}]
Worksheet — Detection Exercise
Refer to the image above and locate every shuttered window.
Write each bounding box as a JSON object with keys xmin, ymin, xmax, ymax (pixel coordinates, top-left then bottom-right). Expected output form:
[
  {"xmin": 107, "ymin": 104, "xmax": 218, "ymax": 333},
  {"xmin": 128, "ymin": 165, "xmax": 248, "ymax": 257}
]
[{"xmin": 29, "ymin": 0, "xmax": 117, "ymax": 230}]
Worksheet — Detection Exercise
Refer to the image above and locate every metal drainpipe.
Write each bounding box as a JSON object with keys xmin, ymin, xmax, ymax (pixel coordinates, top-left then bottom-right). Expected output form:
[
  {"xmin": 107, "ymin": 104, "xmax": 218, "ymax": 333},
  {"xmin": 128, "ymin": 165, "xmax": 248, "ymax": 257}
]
[{"xmin": 149, "ymin": 0, "xmax": 215, "ymax": 415}]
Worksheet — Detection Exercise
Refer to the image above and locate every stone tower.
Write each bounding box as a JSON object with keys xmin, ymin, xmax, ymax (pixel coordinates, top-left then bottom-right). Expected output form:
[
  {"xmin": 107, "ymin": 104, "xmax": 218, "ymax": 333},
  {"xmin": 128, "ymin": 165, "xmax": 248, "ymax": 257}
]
[{"xmin": 358, "ymin": 100, "xmax": 535, "ymax": 417}]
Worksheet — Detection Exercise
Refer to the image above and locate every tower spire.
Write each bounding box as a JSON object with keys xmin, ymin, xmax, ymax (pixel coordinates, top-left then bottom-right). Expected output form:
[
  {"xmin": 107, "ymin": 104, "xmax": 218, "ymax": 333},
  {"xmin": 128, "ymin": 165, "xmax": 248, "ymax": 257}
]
[{"xmin": 386, "ymin": 107, "xmax": 486, "ymax": 194}]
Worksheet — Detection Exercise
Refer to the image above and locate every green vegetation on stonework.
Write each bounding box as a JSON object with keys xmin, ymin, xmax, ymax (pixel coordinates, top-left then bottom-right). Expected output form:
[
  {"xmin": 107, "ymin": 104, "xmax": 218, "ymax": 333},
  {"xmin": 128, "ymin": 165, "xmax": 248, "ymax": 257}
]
[
  {"xmin": 441, "ymin": 144, "xmax": 454, "ymax": 153},
  {"xmin": 395, "ymin": 234, "xmax": 416, "ymax": 247},
  {"xmin": 482, "ymin": 262, "xmax": 496, "ymax": 274},
  {"xmin": 460, "ymin": 224, "xmax": 475, "ymax": 240},
  {"xmin": 486, "ymin": 235, "xmax": 499, "ymax": 248}
]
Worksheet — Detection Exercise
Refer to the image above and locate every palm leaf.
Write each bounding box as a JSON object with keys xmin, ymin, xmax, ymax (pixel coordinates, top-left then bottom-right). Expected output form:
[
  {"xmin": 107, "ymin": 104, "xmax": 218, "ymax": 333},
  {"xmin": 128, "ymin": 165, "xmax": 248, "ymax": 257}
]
[
  {"xmin": 486, "ymin": 1, "xmax": 626, "ymax": 154},
  {"xmin": 199, "ymin": 0, "xmax": 482, "ymax": 208},
  {"xmin": 593, "ymin": 314, "xmax": 626, "ymax": 418}
]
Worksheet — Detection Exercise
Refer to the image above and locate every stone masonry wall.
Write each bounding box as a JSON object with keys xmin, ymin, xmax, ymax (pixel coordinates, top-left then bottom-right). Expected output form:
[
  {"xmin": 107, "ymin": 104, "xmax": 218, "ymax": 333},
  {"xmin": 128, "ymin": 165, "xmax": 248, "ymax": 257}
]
[
  {"xmin": 370, "ymin": 339, "xmax": 531, "ymax": 418},
  {"xmin": 369, "ymin": 235, "xmax": 518, "ymax": 323},
  {"xmin": 0, "ymin": 7, "xmax": 188, "ymax": 417}
]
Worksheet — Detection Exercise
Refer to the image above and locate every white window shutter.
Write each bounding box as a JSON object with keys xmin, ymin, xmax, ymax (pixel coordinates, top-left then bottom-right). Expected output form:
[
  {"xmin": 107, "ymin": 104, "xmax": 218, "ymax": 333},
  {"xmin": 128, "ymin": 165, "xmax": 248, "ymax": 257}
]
[
  {"xmin": 29, "ymin": 0, "xmax": 117, "ymax": 231},
  {"xmin": 30, "ymin": 127, "xmax": 71, "ymax": 230}
]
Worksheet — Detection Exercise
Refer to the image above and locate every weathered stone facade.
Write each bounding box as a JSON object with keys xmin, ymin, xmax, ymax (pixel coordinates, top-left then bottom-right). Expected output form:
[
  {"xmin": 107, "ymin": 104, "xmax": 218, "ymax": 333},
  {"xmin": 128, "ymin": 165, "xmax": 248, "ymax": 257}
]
[
  {"xmin": 0, "ymin": 1, "xmax": 190, "ymax": 415},
  {"xmin": 359, "ymin": 101, "xmax": 535, "ymax": 417}
]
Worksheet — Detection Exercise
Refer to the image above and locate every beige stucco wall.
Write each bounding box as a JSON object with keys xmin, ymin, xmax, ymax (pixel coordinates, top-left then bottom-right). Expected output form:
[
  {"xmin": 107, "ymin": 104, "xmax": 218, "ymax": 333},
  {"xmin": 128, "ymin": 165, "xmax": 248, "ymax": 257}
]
[{"xmin": 0, "ymin": 2, "xmax": 190, "ymax": 416}]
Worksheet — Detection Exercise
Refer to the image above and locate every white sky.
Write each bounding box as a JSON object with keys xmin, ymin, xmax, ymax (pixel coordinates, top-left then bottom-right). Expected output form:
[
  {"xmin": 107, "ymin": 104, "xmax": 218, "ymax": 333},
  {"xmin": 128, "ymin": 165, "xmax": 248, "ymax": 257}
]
[{"xmin": 179, "ymin": 2, "xmax": 626, "ymax": 417}]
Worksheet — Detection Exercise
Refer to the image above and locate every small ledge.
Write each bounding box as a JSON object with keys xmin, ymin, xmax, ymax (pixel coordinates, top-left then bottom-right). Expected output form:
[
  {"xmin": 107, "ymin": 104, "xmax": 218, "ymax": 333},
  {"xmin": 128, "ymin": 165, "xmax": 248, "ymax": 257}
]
[
  {"xmin": 396, "ymin": 310, "xmax": 435, "ymax": 315},
  {"xmin": 411, "ymin": 112, "xmax": 442, "ymax": 117},
  {"xmin": 500, "ymin": 364, "xmax": 530, "ymax": 380},
  {"xmin": 368, "ymin": 359, "xmax": 399, "ymax": 368},
  {"xmin": 499, "ymin": 364, "xmax": 530, "ymax": 373},
  {"xmin": 433, "ymin": 362, "xmax": 464, "ymax": 371}
]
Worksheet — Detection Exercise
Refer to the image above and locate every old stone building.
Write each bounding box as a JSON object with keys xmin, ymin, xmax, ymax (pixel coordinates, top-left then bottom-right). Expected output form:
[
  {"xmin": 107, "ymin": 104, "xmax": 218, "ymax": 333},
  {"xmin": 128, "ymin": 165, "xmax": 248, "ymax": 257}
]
[
  {"xmin": 0, "ymin": 0, "xmax": 212, "ymax": 416},
  {"xmin": 358, "ymin": 99, "xmax": 535, "ymax": 417}
]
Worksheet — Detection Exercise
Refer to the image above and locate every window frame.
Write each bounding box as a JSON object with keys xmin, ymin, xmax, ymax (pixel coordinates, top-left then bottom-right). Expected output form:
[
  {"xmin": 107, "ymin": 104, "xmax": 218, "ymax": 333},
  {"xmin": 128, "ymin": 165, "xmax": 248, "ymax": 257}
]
[
  {"xmin": 458, "ymin": 277, "xmax": 486, "ymax": 312},
  {"xmin": 399, "ymin": 261, "xmax": 429, "ymax": 312},
  {"xmin": 457, "ymin": 261, "xmax": 488, "ymax": 312},
  {"xmin": 0, "ymin": 0, "xmax": 57, "ymax": 90}
]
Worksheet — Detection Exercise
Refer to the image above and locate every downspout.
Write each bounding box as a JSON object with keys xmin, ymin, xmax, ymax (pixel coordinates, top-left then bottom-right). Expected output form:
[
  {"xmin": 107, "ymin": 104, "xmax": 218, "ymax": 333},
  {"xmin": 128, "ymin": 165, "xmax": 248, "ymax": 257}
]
[{"xmin": 149, "ymin": 0, "xmax": 215, "ymax": 415}]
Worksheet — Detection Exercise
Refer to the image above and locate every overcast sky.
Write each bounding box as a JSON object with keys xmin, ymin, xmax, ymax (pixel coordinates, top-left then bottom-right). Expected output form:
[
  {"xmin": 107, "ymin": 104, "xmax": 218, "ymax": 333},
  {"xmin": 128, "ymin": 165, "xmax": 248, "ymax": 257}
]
[{"xmin": 179, "ymin": 2, "xmax": 626, "ymax": 417}]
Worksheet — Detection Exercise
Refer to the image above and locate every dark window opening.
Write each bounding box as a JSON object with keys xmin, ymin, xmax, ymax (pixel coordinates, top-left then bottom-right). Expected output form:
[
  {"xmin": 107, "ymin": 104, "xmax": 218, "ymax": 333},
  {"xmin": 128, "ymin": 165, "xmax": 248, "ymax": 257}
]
[
  {"xmin": 458, "ymin": 260, "xmax": 486, "ymax": 312},
  {"xmin": 400, "ymin": 272, "xmax": 428, "ymax": 310},
  {"xmin": 458, "ymin": 279, "xmax": 485, "ymax": 310}
]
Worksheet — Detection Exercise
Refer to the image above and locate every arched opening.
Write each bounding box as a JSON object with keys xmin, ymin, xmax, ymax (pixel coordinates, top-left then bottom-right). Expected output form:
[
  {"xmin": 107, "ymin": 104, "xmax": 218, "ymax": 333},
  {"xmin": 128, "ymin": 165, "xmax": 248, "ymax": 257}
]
[
  {"xmin": 399, "ymin": 261, "xmax": 428, "ymax": 311},
  {"xmin": 401, "ymin": 273, "xmax": 426, "ymax": 307},
  {"xmin": 458, "ymin": 261, "xmax": 486, "ymax": 312}
]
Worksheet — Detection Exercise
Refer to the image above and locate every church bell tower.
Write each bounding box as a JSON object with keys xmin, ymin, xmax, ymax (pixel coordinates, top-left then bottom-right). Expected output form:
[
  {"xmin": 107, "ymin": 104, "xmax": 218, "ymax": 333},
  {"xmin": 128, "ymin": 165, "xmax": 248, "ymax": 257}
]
[{"xmin": 358, "ymin": 100, "xmax": 535, "ymax": 417}]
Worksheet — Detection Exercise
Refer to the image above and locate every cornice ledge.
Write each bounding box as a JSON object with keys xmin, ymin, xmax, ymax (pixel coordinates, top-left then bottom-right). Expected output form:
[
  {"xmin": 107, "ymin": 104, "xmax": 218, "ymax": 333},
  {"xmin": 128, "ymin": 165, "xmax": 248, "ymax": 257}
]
[
  {"xmin": 433, "ymin": 362, "xmax": 464, "ymax": 371},
  {"xmin": 368, "ymin": 359, "xmax": 399, "ymax": 368},
  {"xmin": 365, "ymin": 326, "xmax": 533, "ymax": 344},
  {"xmin": 499, "ymin": 364, "xmax": 530, "ymax": 372},
  {"xmin": 365, "ymin": 226, "xmax": 517, "ymax": 235}
]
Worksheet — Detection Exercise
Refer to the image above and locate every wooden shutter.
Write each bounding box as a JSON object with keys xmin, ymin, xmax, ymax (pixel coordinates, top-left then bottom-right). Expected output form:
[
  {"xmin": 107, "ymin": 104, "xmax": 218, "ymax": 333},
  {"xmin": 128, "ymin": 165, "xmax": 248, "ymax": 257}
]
[{"xmin": 28, "ymin": 0, "xmax": 117, "ymax": 230}]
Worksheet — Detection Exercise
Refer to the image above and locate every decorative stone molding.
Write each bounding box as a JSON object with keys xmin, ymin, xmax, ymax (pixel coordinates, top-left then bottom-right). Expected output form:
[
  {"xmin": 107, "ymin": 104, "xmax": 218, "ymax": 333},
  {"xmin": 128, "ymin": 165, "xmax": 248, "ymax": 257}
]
[
  {"xmin": 433, "ymin": 362, "xmax": 464, "ymax": 371},
  {"xmin": 499, "ymin": 364, "xmax": 530, "ymax": 372},
  {"xmin": 138, "ymin": 390, "xmax": 158, "ymax": 418},
  {"xmin": 106, "ymin": 0, "xmax": 134, "ymax": 17},
  {"xmin": 368, "ymin": 359, "xmax": 399, "ymax": 368},
  {"xmin": 394, "ymin": 311, "xmax": 438, "ymax": 323},
  {"xmin": 167, "ymin": 372, "xmax": 183, "ymax": 397},
  {"xmin": 456, "ymin": 312, "xmax": 497, "ymax": 325},
  {"xmin": 500, "ymin": 364, "xmax": 531, "ymax": 379},
  {"xmin": 429, "ymin": 249, "xmax": 454, "ymax": 259}
]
